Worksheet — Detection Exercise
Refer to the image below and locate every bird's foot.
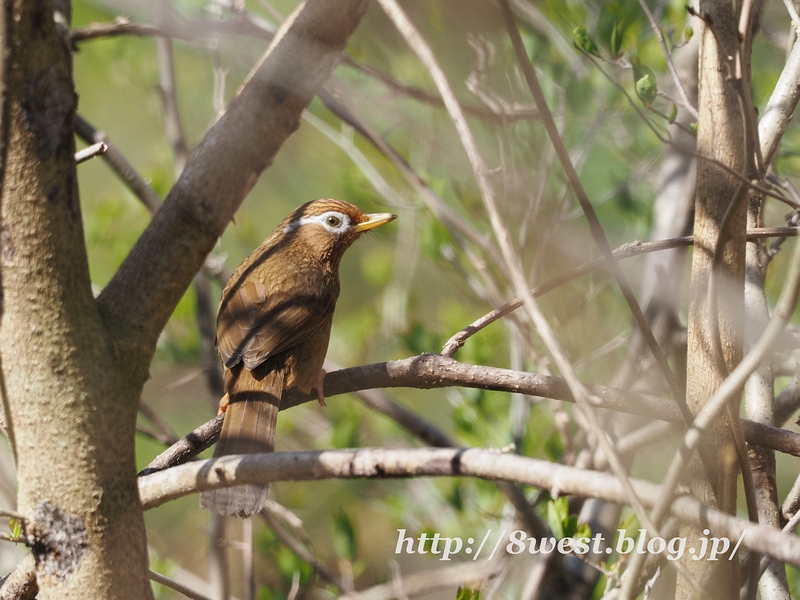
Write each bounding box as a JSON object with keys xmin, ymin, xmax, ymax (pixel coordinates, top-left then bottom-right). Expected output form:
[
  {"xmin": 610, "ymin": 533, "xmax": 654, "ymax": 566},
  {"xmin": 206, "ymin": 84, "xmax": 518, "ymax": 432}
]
[
  {"xmin": 315, "ymin": 369, "xmax": 326, "ymax": 407},
  {"xmin": 217, "ymin": 393, "xmax": 230, "ymax": 415}
]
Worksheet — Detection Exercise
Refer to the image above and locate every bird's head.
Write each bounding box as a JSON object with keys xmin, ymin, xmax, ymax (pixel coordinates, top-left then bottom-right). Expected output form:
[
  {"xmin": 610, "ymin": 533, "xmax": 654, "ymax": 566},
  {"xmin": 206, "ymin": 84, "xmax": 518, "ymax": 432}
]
[{"xmin": 280, "ymin": 199, "xmax": 396, "ymax": 267}]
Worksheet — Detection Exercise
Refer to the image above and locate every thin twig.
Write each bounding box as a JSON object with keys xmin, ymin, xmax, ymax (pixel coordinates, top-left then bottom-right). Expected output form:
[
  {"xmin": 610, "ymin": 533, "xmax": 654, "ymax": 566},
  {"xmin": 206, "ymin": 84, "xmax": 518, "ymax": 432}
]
[
  {"xmin": 317, "ymin": 87, "xmax": 510, "ymax": 278},
  {"xmin": 636, "ymin": 0, "xmax": 699, "ymax": 119},
  {"xmin": 260, "ymin": 507, "xmax": 350, "ymax": 592},
  {"xmin": 70, "ymin": 15, "xmax": 269, "ymax": 44},
  {"xmin": 499, "ymin": 2, "xmax": 690, "ymax": 426},
  {"xmin": 74, "ymin": 115, "xmax": 231, "ymax": 286},
  {"xmin": 136, "ymin": 425, "xmax": 176, "ymax": 447},
  {"xmin": 139, "ymin": 399, "xmax": 180, "ymax": 446},
  {"xmin": 153, "ymin": 25, "xmax": 189, "ymax": 175},
  {"xmin": 71, "ymin": 18, "xmax": 163, "ymax": 41},
  {"xmin": 579, "ymin": 50, "xmax": 794, "ymax": 207},
  {"xmin": 74, "ymin": 142, "xmax": 107, "ymax": 164},
  {"xmin": 337, "ymin": 559, "xmax": 498, "ymax": 600},
  {"xmin": 139, "ymin": 414, "xmax": 224, "ymax": 476},
  {"xmin": 74, "ymin": 114, "xmax": 162, "ymax": 213},
  {"xmin": 441, "ymin": 224, "xmax": 800, "ymax": 357},
  {"xmin": 72, "ymin": 14, "xmax": 532, "ymax": 127},
  {"xmin": 0, "ymin": 508, "xmax": 25, "ymax": 522},
  {"xmin": 149, "ymin": 569, "xmax": 212, "ymax": 600},
  {"xmin": 341, "ymin": 56, "xmax": 540, "ymax": 124}
]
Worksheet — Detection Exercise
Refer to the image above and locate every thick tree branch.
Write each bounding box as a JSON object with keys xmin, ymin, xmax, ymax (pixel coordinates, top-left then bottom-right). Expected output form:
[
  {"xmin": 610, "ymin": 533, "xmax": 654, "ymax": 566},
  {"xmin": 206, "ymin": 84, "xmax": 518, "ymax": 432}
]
[
  {"xmin": 0, "ymin": 553, "xmax": 37, "ymax": 600},
  {"xmin": 137, "ymin": 447, "xmax": 800, "ymax": 570},
  {"xmin": 758, "ymin": 27, "xmax": 800, "ymax": 167},
  {"xmin": 140, "ymin": 354, "xmax": 800, "ymax": 475},
  {"xmin": 95, "ymin": 0, "xmax": 370, "ymax": 373}
]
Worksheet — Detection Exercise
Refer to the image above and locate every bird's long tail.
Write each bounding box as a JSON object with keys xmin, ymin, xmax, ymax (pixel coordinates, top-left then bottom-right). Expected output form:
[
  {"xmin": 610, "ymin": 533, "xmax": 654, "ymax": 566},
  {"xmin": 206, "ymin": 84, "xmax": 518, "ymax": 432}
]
[{"xmin": 200, "ymin": 367, "xmax": 284, "ymax": 517}]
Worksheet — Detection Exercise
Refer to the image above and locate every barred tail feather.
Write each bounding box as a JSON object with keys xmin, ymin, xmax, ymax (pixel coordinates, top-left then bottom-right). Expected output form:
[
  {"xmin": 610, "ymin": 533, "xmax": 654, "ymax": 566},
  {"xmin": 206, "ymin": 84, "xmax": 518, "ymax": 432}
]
[{"xmin": 200, "ymin": 368, "xmax": 283, "ymax": 517}]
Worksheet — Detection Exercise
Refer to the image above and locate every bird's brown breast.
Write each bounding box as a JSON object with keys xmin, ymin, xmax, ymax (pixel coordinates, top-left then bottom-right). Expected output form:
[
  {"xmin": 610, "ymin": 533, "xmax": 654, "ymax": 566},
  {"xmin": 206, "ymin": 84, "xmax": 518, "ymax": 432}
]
[{"xmin": 216, "ymin": 241, "xmax": 339, "ymax": 391}]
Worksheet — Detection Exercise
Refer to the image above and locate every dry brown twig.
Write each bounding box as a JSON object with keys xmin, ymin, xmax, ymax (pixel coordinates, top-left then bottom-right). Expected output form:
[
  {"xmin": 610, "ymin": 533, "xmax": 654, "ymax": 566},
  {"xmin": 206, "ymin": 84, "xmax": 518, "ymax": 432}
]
[
  {"xmin": 635, "ymin": 0, "xmax": 699, "ymax": 119},
  {"xmin": 148, "ymin": 570, "xmax": 211, "ymax": 600}
]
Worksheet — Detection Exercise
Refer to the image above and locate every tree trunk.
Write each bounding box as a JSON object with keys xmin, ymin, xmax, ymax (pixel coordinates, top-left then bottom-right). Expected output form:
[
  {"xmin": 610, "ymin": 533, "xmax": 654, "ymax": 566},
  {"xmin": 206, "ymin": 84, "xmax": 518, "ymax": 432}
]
[
  {"xmin": 0, "ymin": 0, "xmax": 152, "ymax": 598},
  {"xmin": 680, "ymin": 1, "xmax": 760, "ymax": 597}
]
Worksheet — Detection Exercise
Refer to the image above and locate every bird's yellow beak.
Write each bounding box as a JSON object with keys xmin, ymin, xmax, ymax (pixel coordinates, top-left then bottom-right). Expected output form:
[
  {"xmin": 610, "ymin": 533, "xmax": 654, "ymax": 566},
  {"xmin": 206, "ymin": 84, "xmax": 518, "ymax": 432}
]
[{"xmin": 355, "ymin": 213, "xmax": 397, "ymax": 232}]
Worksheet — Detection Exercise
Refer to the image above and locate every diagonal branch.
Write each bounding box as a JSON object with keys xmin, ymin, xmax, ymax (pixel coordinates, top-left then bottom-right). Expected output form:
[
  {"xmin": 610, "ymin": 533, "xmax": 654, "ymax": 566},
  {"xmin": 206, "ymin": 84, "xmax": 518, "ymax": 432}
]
[
  {"xmin": 95, "ymin": 0, "xmax": 370, "ymax": 372},
  {"xmin": 139, "ymin": 354, "xmax": 800, "ymax": 475}
]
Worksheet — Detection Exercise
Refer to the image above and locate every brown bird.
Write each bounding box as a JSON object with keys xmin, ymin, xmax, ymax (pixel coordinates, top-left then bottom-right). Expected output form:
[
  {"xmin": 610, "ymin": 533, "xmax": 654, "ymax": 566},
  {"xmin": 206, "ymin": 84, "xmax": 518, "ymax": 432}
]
[{"xmin": 200, "ymin": 199, "xmax": 396, "ymax": 517}]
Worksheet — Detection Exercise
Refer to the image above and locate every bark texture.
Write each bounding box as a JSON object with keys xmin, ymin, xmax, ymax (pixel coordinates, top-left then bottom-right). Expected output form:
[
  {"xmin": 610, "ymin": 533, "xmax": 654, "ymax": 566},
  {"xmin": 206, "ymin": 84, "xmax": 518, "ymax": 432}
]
[
  {"xmin": 680, "ymin": 1, "xmax": 760, "ymax": 597},
  {"xmin": 0, "ymin": 0, "xmax": 151, "ymax": 597}
]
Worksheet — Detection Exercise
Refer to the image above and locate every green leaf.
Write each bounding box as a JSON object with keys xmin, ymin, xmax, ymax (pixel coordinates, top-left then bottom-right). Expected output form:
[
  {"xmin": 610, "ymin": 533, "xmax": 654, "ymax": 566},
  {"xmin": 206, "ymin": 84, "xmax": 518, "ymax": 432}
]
[
  {"xmin": 610, "ymin": 21, "xmax": 625, "ymax": 59},
  {"xmin": 8, "ymin": 518, "xmax": 21, "ymax": 541},
  {"xmin": 632, "ymin": 58, "xmax": 657, "ymax": 106},
  {"xmin": 564, "ymin": 514, "xmax": 579, "ymax": 538},
  {"xmin": 668, "ymin": 103, "xmax": 678, "ymax": 124},
  {"xmin": 573, "ymin": 26, "xmax": 599, "ymax": 57},
  {"xmin": 685, "ymin": 26, "xmax": 694, "ymax": 43},
  {"xmin": 332, "ymin": 510, "xmax": 357, "ymax": 561},
  {"xmin": 447, "ymin": 481, "xmax": 464, "ymax": 512},
  {"xmin": 457, "ymin": 586, "xmax": 483, "ymax": 600},
  {"xmin": 689, "ymin": 122, "xmax": 698, "ymax": 134},
  {"xmin": 576, "ymin": 522, "xmax": 592, "ymax": 539},
  {"xmin": 547, "ymin": 497, "xmax": 569, "ymax": 539}
]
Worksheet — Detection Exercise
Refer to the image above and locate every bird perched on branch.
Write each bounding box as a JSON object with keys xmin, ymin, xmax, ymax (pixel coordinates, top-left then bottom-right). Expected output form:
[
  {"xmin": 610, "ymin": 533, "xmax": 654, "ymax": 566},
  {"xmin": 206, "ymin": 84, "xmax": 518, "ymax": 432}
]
[{"xmin": 200, "ymin": 199, "xmax": 396, "ymax": 517}]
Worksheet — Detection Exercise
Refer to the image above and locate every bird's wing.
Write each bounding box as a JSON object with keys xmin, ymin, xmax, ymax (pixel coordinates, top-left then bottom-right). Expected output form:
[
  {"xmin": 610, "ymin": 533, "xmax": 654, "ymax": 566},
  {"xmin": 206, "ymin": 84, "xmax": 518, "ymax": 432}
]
[{"xmin": 216, "ymin": 277, "xmax": 336, "ymax": 371}]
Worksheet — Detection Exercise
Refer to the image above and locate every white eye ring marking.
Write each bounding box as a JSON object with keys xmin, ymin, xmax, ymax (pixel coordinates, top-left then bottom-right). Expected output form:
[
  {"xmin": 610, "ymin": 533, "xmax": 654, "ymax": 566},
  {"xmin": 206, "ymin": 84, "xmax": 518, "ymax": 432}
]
[{"xmin": 284, "ymin": 211, "xmax": 350, "ymax": 234}]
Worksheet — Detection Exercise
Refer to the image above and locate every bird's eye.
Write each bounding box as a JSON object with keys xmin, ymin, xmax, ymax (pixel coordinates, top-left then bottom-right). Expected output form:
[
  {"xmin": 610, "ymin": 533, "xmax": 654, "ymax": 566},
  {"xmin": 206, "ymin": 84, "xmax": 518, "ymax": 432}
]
[{"xmin": 325, "ymin": 215, "xmax": 342, "ymax": 228}]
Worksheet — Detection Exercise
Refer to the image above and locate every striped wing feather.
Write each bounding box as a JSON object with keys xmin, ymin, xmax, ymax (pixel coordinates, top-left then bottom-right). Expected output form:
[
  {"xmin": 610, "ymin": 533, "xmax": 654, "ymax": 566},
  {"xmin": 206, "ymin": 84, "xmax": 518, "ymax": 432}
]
[{"xmin": 217, "ymin": 276, "xmax": 336, "ymax": 371}]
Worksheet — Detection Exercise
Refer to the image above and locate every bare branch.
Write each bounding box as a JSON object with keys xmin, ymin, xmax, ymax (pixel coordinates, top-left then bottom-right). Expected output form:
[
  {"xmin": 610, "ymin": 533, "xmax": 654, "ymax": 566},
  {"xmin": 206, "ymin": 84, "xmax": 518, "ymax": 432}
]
[
  {"xmin": 646, "ymin": 169, "xmax": 800, "ymax": 574},
  {"xmin": 70, "ymin": 16, "xmax": 270, "ymax": 44},
  {"xmin": 139, "ymin": 399, "xmax": 180, "ymax": 446},
  {"xmin": 442, "ymin": 227, "xmax": 800, "ymax": 357},
  {"xmin": 73, "ymin": 14, "xmax": 529, "ymax": 127},
  {"xmin": 316, "ymin": 86, "xmax": 509, "ymax": 276},
  {"xmin": 71, "ymin": 18, "xmax": 163, "ymax": 41},
  {"xmin": 137, "ymin": 447, "xmax": 800, "ymax": 570},
  {"xmin": 74, "ymin": 114, "xmax": 162, "ymax": 213},
  {"xmin": 0, "ymin": 553, "xmax": 37, "ymax": 600},
  {"xmin": 758, "ymin": 29, "xmax": 800, "ymax": 167},
  {"xmin": 260, "ymin": 506, "xmax": 350, "ymax": 592},
  {"xmin": 341, "ymin": 57, "xmax": 539, "ymax": 123},
  {"xmin": 139, "ymin": 355, "xmax": 800, "ymax": 475},
  {"xmin": 337, "ymin": 559, "xmax": 498, "ymax": 600},
  {"xmin": 154, "ymin": 33, "xmax": 189, "ymax": 174},
  {"xmin": 636, "ymin": 0, "xmax": 699, "ymax": 118},
  {"xmin": 139, "ymin": 415, "xmax": 223, "ymax": 476},
  {"xmin": 149, "ymin": 569, "xmax": 211, "ymax": 600},
  {"xmin": 74, "ymin": 142, "xmax": 107, "ymax": 164}
]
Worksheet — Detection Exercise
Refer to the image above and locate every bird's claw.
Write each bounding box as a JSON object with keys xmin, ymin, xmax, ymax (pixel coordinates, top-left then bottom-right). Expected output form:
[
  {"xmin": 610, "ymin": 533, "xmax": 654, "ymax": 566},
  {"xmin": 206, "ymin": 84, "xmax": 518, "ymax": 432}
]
[{"xmin": 217, "ymin": 393, "xmax": 230, "ymax": 415}]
